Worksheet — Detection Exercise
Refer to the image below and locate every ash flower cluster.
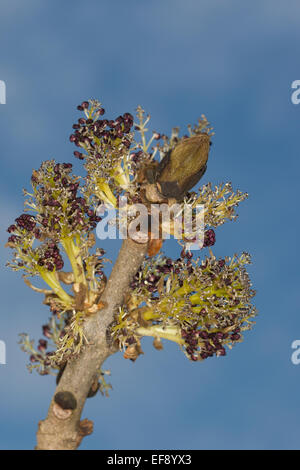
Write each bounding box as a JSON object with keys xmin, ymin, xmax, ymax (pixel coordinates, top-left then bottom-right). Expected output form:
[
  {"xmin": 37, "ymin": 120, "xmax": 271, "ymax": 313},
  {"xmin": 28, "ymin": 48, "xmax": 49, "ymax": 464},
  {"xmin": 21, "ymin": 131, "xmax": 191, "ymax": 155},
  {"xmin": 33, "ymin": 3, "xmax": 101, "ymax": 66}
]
[
  {"xmin": 70, "ymin": 100, "xmax": 136, "ymax": 207},
  {"xmin": 19, "ymin": 314, "xmax": 112, "ymax": 396},
  {"xmin": 190, "ymin": 182, "xmax": 248, "ymax": 227},
  {"xmin": 71, "ymin": 100, "xmax": 133, "ymax": 158},
  {"xmin": 19, "ymin": 313, "xmax": 69, "ymax": 375},
  {"xmin": 6, "ymin": 158, "xmax": 108, "ymax": 369},
  {"xmin": 112, "ymin": 252, "xmax": 256, "ymax": 362}
]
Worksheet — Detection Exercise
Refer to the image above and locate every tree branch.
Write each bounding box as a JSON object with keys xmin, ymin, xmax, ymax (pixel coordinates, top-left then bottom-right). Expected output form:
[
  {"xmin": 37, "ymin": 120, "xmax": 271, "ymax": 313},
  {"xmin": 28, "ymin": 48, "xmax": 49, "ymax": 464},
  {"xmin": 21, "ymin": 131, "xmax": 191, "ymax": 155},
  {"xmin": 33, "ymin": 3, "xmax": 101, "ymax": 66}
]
[{"xmin": 36, "ymin": 238, "xmax": 148, "ymax": 450}]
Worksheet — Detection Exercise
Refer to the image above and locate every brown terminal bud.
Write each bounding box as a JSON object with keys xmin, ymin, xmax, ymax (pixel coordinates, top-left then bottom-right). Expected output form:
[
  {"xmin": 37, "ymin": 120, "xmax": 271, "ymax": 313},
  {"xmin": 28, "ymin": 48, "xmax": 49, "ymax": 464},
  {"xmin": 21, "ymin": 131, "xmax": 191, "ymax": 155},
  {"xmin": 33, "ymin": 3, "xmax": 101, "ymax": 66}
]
[{"xmin": 156, "ymin": 133, "xmax": 211, "ymax": 200}]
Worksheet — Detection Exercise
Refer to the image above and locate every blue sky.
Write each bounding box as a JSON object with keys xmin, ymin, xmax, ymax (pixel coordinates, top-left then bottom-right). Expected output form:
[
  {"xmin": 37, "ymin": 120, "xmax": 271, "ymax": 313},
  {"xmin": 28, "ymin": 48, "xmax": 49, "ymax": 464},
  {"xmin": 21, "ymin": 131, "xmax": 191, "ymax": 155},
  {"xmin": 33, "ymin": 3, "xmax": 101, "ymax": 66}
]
[{"xmin": 0, "ymin": 0, "xmax": 300, "ymax": 450}]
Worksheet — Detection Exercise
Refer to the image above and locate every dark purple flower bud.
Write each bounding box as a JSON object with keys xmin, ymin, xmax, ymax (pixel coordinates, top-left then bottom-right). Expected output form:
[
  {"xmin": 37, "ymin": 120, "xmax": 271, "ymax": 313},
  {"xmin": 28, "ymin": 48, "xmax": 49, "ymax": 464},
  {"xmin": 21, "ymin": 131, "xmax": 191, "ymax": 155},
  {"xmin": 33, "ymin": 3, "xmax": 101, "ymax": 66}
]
[
  {"xmin": 77, "ymin": 105, "xmax": 84, "ymax": 111},
  {"xmin": 55, "ymin": 260, "xmax": 64, "ymax": 270},
  {"xmin": 203, "ymin": 229, "xmax": 216, "ymax": 247},
  {"xmin": 116, "ymin": 116, "xmax": 124, "ymax": 125},
  {"xmin": 73, "ymin": 151, "xmax": 84, "ymax": 160},
  {"xmin": 189, "ymin": 338, "xmax": 198, "ymax": 347},
  {"xmin": 76, "ymin": 197, "xmax": 86, "ymax": 205},
  {"xmin": 122, "ymin": 138, "xmax": 131, "ymax": 148},
  {"xmin": 123, "ymin": 112, "xmax": 133, "ymax": 123},
  {"xmin": 53, "ymin": 164, "xmax": 60, "ymax": 174},
  {"xmin": 34, "ymin": 228, "xmax": 41, "ymax": 239},
  {"xmin": 42, "ymin": 325, "xmax": 52, "ymax": 338},
  {"xmin": 123, "ymin": 124, "xmax": 132, "ymax": 134},
  {"xmin": 216, "ymin": 347, "xmax": 226, "ymax": 356},
  {"xmin": 231, "ymin": 333, "xmax": 241, "ymax": 341},
  {"xmin": 199, "ymin": 331, "xmax": 209, "ymax": 339},
  {"xmin": 116, "ymin": 129, "xmax": 124, "ymax": 138},
  {"xmin": 46, "ymin": 262, "xmax": 54, "ymax": 272},
  {"xmin": 162, "ymin": 266, "xmax": 171, "ymax": 274},
  {"xmin": 81, "ymin": 101, "xmax": 89, "ymax": 109},
  {"xmin": 7, "ymin": 225, "xmax": 16, "ymax": 233},
  {"xmin": 31, "ymin": 174, "xmax": 38, "ymax": 184}
]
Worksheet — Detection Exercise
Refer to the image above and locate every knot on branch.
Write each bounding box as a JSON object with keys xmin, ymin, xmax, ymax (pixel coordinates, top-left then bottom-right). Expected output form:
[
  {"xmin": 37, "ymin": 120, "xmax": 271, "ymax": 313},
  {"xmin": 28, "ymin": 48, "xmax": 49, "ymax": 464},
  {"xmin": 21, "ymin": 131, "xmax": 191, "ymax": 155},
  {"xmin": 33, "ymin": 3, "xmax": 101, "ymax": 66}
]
[{"xmin": 54, "ymin": 391, "xmax": 77, "ymax": 410}]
